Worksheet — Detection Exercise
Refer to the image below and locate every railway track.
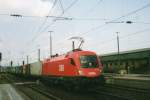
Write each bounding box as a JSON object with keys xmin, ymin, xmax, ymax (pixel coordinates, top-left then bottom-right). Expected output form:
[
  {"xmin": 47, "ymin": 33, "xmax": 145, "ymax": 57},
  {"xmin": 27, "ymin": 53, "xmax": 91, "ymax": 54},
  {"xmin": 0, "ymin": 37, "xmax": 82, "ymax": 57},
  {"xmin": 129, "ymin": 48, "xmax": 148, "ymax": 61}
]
[
  {"xmin": 89, "ymin": 84, "xmax": 150, "ymax": 100},
  {"xmin": 103, "ymin": 84, "xmax": 150, "ymax": 95},
  {"xmin": 29, "ymin": 84, "xmax": 61, "ymax": 100},
  {"xmin": 0, "ymin": 74, "xmax": 61, "ymax": 100},
  {"xmin": 93, "ymin": 90, "xmax": 131, "ymax": 100},
  {"xmin": 0, "ymin": 73, "xmax": 17, "ymax": 84},
  {"xmin": 16, "ymin": 84, "xmax": 62, "ymax": 100},
  {"xmin": 12, "ymin": 75, "xmax": 150, "ymax": 100},
  {"xmin": 2, "ymin": 73, "xmax": 150, "ymax": 100}
]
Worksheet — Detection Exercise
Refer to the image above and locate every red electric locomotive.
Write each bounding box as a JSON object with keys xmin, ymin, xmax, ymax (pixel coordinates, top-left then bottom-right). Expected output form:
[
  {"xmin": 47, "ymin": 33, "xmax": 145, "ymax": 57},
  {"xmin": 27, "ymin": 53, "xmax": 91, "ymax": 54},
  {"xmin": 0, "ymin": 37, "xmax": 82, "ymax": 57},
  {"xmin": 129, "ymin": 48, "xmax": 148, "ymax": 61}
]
[
  {"xmin": 42, "ymin": 37, "xmax": 105, "ymax": 87},
  {"xmin": 42, "ymin": 49, "xmax": 103, "ymax": 78},
  {"xmin": 42, "ymin": 49, "xmax": 105, "ymax": 88}
]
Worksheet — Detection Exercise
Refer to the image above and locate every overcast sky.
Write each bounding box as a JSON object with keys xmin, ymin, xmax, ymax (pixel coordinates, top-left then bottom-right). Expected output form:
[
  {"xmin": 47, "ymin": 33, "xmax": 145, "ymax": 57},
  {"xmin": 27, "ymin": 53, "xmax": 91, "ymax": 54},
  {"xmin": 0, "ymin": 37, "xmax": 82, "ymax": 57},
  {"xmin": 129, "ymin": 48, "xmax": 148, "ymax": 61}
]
[{"xmin": 0, "ymin": 0, "xmax": 150, "ymax": 65}]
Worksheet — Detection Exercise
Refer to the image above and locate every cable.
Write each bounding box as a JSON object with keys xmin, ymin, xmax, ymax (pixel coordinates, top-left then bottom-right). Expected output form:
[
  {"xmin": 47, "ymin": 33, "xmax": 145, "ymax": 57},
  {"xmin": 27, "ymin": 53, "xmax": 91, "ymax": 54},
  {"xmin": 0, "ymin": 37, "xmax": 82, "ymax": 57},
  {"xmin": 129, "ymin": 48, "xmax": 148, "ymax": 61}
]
[
  {"xmin": 58, "ymin": 0, "xmax": 64, "ymax": 14},
  {"xmin": 71, "ymin": 17, "xmax": 109, "ymax": 21},
  {"xmin": 96, "ymin": 27, "xmax": 150, "ymax": 48},
  {"xmin": 109, "ymin": 3, "xmax": 150, "ymax": 23},
  {"xmin": 25, "ymin": 0, "xmax": 79, "ymax": 57},
  {"xmin": 0, "ymin": 13, "xmax": 8, "ymax": 16},
  {"xmin": 40, "ymin": 0, "xmax": 79, "ymax": 32},
  {"xmin": 35, "ymin": 0, "xmax": 58, "ymax": 33},
  {"xmin": 37, "ymin": 2, "xmax": 150, "ymax": 51},
  {"xmin": 79, "ymin": 2, "xmax": 150, "ymax": 36},
  {"xmin": 0, "ymin": 13, "xmax": 72, "ymax": 19},
  {"xmin": 83, "ymin": 28, "xmax": 150, "ymax": 54},
  {"xmin": 63, "ymin": 0, "xmax": 78, "ymax": 14},
  {"xmin": 26, "ymin": 0, "xmax": 78, "ymax": 47},
  {"xmin": 30, "ymin": 0, "xmax": 58, "ymax": 42},
  {"xmin": 105, "ymin": 20, "xmax": 150, "ymax": 24},
  {"xmin": 131, "ymin": 21, "xmax": 150, "ymax": 24},
  {"xmin": 118, "ymin": 27, "xmax": 150, "ymax": 42},
  {"xmin": 88, "ymin": 0, "xmax": 103, "ymax": 13},
  {"xmin": 43, "ymin": 0, "xmax": 78, "ymax": 30}
]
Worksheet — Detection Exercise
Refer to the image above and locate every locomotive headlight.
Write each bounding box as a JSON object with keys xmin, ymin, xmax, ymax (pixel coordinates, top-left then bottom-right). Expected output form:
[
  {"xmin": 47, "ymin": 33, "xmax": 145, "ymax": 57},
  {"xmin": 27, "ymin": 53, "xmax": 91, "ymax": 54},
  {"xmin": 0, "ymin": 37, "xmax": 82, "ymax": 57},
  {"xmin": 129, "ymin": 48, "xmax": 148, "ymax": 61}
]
[
  {"xmin": 78, "ymin": 70, "xmax": 83, "ymax": 75},
  {"xmin": 99, "ymin": 69, "xmax": 102, "ymax": 73}
]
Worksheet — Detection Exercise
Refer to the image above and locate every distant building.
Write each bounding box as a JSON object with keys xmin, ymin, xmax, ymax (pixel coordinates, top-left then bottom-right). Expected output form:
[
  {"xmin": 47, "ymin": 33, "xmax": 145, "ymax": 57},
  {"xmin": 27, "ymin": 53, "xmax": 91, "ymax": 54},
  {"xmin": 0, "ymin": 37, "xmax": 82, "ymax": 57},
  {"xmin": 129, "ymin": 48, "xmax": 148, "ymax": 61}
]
[{"xmin": 101, "ymin": 48, "xmax": 150, "ymax": 74}]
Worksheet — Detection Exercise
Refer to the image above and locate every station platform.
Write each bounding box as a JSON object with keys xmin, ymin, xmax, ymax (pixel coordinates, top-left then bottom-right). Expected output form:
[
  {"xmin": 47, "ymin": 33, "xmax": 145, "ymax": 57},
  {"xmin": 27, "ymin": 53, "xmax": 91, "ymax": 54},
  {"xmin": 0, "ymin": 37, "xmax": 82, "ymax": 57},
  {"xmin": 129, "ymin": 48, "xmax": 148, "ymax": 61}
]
[
  {"xmin": 103, "ymin": 73, "xmax": 150, "ymax": 81},
  {"xmin": 103, "ymin": 73, "xmax": 150, "ymax": 90},
  {"xmin": 0, "ymin": 84, "xmax": 24, "ymax": 100}
]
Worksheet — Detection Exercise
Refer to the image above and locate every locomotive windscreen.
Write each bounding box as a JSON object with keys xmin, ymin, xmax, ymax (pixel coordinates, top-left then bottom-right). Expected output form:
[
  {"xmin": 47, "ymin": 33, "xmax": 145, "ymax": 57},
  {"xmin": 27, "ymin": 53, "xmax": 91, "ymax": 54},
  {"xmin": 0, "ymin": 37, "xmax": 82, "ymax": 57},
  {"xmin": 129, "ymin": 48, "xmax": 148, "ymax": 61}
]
[{"xmin": 80, "ymin": 55, "xmax": 99, "ymax": 68}]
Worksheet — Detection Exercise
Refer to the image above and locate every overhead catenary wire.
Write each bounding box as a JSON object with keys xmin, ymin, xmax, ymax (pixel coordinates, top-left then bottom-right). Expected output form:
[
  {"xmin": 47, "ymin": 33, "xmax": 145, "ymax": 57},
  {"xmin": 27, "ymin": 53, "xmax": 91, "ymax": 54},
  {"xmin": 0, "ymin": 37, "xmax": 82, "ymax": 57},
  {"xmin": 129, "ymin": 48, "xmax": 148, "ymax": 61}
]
[
  {"xmin": 18, "ymin": 0, "xmax": 57, "ymax": 57},
  {"xmin": 97, "ymin": 28, "xmax": 150, "ymax": 53},
  {"xmin": 24, "ymin": 1, "xmax": 150, "ymax": 58},
  {"xmin": 130, "ymin": 21, "xmax": 150, "ymax": 24},
  {"xmin": 79, "ymin": 2, "xmax": 150, "ymax": 36},
  {"xmin": 30, "ymin": 0, "xmax": 58, "ymax": 42},
  {"xmin": 87, "ymin": 0, "xmax": 103, "ymax": 13},
  {"xmin": 105, "ymin": 20, "xmax": 150, "ymax": 24},
  {"xmin": 99, "ymin": 43, "xmax": 150, "ymax": 54},
  {"xmin": 35, "ymin": 0, "xmax": 58, "ymax": 32},
  {"xmin": 42, "ymin": 1, "xmax": 150, "ymax": 40},
  {"xmin": 1, "ymin": 1, "xmax": 150, "ymax": 65},
  {"xmin": 70, "ymin": 17, "xmax": 109, "ymax": 21},
  {"xmin": 0, "ymin": 13, "xmax": 8, "ymax": 16},
  {"xmin": 58, "ymin": 0, "xmax": 64, "ymax": 14},
  {"xmin": 51, "ymin": 2, "xmax": 150, "ymax": 47},
  {"xmin": 0, "ymin": 13, "xmax": 72, "ymax": 19},
  {"xmin": 27, "ymin": 0, "xmax": 78, "ymax": 46},
  {"xmin": 108, "ymin": 3, "xmax": 150, "ymax": 23},
  {"xmin": 96, "ymin": 27, "xmax": 150, "ymax": 48},
  {"xmin": 39, "ymin": 0, "xmax": 79, "ymax": 33},
  {"xmin": 23, "ymin": 0, "xmax": 79, "ymax": 58}
]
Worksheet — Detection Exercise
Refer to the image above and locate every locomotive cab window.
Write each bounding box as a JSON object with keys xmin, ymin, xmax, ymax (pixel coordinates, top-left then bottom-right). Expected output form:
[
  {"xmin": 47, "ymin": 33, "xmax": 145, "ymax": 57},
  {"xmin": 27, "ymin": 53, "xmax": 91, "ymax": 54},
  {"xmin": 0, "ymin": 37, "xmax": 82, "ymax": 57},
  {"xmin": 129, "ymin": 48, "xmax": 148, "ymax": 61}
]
[
  {"xmin": 70, "ymin": 58, "xmax": 76, "ymax": 66},
  {"xmin": 80, "ymin": 55, "xmax": 99, "ymax": 68}
]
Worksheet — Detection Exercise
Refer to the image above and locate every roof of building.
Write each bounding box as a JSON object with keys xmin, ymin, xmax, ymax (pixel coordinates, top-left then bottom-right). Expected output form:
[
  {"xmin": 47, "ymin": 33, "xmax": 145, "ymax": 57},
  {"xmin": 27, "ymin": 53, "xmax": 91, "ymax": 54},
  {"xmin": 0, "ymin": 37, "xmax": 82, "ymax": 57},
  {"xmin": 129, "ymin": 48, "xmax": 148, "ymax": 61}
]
[
  {"xmin": 100, "ymin": 47, "xmax": 150, "ymax": 61},
  {"xmin": 101, "ymin": 47, "xmax": 150, "ymax": 57}
]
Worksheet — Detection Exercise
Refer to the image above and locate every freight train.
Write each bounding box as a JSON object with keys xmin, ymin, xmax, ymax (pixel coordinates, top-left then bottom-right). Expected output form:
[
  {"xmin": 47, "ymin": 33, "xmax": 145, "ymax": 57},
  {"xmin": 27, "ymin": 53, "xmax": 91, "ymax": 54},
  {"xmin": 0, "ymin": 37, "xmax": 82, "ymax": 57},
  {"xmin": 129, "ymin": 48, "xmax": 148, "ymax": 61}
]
[{"xmin": 3, "ymin": 49, "xmax": 105, "ymax": 89}]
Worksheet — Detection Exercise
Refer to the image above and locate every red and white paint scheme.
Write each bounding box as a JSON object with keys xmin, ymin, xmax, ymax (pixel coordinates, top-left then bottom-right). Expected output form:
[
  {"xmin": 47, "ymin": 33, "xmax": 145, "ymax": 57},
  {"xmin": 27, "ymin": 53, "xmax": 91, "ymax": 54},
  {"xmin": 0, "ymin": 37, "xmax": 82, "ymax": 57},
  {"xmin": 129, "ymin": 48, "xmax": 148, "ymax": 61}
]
[{"xmin": 42, "ymin": 49, "xmax": 103, "ymax": 78}]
